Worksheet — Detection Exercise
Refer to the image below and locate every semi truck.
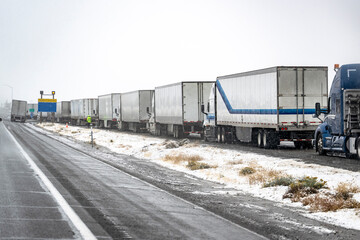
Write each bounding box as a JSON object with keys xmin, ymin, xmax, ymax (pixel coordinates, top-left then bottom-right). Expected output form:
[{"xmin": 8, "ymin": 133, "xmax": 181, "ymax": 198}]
[
  {"xmin": 121, "ymin": 90, "xmax": 153, "ymax": 132},
  {"xmin": 70, "ymin": 98, "xmax": 98, "ymax": 125},
  {"xmin": 203, "ymin": 66, "xmax": 328, "ymax": 148},
  {"xmin": 55, "ymin": 101, "xmax": 71, "ymax": 123},
  {"xmin": 11, "ymin": 100, "xmax": 27, "ymax": 122},
  {"xmin": 314, "ymin": 63, "xmax": 360, "ymax": 158},
  {"xmin": 152, "ymin": 82, "xmax": 213, "ymax": 137},
  {"xmin": 98, "ymin": 93, "xmax": 121, "ymax": 129}
]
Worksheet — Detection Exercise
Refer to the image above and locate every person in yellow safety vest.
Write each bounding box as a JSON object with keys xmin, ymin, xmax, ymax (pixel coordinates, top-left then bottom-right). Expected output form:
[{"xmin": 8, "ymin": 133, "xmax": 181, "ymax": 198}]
[{"xmin": 87, "ymin": 115, "xmax": 92, "ymax": 127}]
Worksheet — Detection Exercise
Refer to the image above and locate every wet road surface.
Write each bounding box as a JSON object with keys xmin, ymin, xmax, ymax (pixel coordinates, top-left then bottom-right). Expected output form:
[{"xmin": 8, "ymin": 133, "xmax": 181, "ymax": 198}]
[{"xmin": 1, "ymin": 121, "xmax": 266, "ymax": 240}]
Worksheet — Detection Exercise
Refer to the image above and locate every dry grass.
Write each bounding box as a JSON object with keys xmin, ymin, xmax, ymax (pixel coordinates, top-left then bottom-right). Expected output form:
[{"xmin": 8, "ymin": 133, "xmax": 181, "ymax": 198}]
[
  {"xmin": 187, "ymin": 160, "xmax": 212, "ymax": 170},
  {"xmin": 283, "ymin": 176, "xmax": 327, "ymax": 200},
  {"xmin": 282, "ymin": 179, "xmax": 360, "ymax": 212},
  {"xmin": 239, "ymin": 167, "xmax": 255, "ymax": 176},
  {"xmin": 117, "ymin": 144, "xmax": 132, "ymax": 148},
  {"xmin": 228, "ymin": 159, "xmax": 243, "ymax": 165},
  {"xmin": 163, "ymin": 153, "xmax": 203, "ymax": 164},
  {"xmin": 302, "ymin": 194, "xmax": 360, "ymax": 212},
  {"xmin": 264, "ymin": 176, "xmax": 295, "ymax": 188},
  {"xmin": 185, "ymin": 141, "xmax": 200, "ymax": 148},
  {"xmin": 335, "ymin": 182, "xmax": 360, "ymax": 200},
  {"xmin": 247, "ymin": 168, "xmax": 283, "ymax": 185},
  {"xmin": 162, "ymin": 153, "xmax": 215, "ymax": 170}
]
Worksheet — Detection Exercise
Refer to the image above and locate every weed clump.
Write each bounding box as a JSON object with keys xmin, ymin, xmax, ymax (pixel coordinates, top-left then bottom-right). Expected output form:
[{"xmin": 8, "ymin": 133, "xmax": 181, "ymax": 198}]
[
  {"xmin": 335, "ymin": 182, "xmax": 360, "ymax": 200},
  {"xmin": 187, "ymin": 160, "xmax": 211, "ymax": 170},
  {"xmin": 163, "ymin": 153, "xmax": 203, "ymax": 164},
  {"xmin": 283, "ymin": 176, "xmax": 327, "ymax": 200},
  {"xmin": 248, "ymin": 169, "xmax": 282, "ymax": 185},
  {"xmin": 264, "ymin": 176, "xmax": 295, "ymax": 188},
  {"xmin": 240, "ymin": 167, "xmax": 256, "ymax": 176},
  {"xmin": 301, "ymin": 194, "xmax": 360, "ymax": 212},
  {"xmin": 228, "ymin": 159, "xmax": 243, "ymax": 165}
]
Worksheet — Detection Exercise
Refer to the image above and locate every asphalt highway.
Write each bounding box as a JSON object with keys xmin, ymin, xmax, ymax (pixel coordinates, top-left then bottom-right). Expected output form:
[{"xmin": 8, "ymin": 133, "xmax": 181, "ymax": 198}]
[{"xmin": 0, "ymin": 120, "xmax": 266, "ymax": 240}]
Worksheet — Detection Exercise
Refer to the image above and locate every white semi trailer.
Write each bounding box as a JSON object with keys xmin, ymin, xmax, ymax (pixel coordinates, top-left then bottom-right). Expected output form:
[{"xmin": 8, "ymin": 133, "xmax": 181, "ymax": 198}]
[
  {"xmin": 55, "ymin": 101, "xmax": 71, "ymax": 123},
  {"xmin": 11, "ymin": 100, "xmax": 27, "ymax": 122},
  {"xmin": 70, "ymin": 98, "xmax": 98, "ymax": 125},
  {"xmin": 121, "ymin": 90, "xmax": 153, "ymax": 132},
  {"xmin": 152, "ymin": 82, "xmax": 213, "ymax": 138},
  {"xmin": 98, "ymin": 93, "xmax": 121, "ymax": 129},
  {"xmin": 203, "ymin": 66, "xmax": 328, "ymax": 149}
]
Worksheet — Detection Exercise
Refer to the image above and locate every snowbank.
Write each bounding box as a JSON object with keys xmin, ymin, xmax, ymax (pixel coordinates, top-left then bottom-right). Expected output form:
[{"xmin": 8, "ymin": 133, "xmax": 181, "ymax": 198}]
[{"xmin": 35, "ymin": 123, "xmax": 360, "ymax": 230}]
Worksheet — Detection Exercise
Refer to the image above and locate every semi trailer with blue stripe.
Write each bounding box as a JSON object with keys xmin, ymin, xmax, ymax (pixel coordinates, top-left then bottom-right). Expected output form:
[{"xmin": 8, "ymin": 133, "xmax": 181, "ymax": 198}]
[
  {"xmin": 314, "ymin": 64, "xmax": 360, "ymax": 158},
  {"xmin": 202, "ymin": 66, "xmax": 328, "ymax": 149}
]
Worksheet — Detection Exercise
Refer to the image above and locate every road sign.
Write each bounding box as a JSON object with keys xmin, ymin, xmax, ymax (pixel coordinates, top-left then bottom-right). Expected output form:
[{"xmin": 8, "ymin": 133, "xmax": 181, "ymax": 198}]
[
  {"xmin": 29, "ymin": 108, "xmax": 34, "ymax": 113},
  {"xmin": 38, "ymin": 99, "xmax": 57, "ymax": 112}
]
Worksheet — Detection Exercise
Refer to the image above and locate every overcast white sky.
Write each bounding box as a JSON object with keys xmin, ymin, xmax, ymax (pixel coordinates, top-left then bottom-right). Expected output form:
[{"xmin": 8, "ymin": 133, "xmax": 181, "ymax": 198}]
[{"xmin": 0, "ymin": 0, "xmax": 359, "ymax": 103}]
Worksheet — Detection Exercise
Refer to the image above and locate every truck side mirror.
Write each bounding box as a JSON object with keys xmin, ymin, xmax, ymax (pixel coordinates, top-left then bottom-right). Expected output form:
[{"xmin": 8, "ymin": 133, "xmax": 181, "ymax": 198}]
[
  {"xmin": 0, "ymin": 117, "xmax": 2, "ymax": 122},
  {"xmin": 201, "ymin": 104, "xmax": 208, "ymax": 115},
  {"xmin": 315, "ymin": 102, "xmax": 321, "ymax": 117},
  {"xmin": 146, "ymin": 107, "xmax": 150, "ymax": 113},
  {"xmin": 93, "ymin": 110, "xmax": 96, "ymax": 115},
  {"xmin": 115, "ymin": 108, "xmax": 118, "ymax": 114}
]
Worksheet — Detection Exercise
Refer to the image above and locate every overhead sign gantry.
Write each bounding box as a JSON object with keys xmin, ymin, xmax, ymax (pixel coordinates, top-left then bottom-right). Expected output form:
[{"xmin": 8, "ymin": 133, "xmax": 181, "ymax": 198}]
[{"xmin": 38, "ymin": 91, "xmax": 57, "ymax": 123}]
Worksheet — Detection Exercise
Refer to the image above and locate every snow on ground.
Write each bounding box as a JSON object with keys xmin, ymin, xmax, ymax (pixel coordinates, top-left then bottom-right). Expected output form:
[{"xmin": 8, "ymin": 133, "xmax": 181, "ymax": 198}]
[{"xmin": 35, "ymin": 123, "xmax": 360, "ymax": 230}]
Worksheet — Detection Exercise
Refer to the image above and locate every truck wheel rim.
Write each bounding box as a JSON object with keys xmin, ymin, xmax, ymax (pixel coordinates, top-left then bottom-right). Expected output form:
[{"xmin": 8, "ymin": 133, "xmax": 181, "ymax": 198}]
[{"xmin": 318, "ymin": 136, "xmax": 323, "ymax": 152}]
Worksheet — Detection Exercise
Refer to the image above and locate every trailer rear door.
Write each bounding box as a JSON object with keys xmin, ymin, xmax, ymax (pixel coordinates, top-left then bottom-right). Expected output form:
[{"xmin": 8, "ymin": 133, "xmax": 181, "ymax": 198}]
[
  {"xmin": 183, "ymin": 83, "xmax": 199, "ymax": 123},
  {"xmin": 278, "ymin": 67, "xmax": 327, "ymax": 128}
]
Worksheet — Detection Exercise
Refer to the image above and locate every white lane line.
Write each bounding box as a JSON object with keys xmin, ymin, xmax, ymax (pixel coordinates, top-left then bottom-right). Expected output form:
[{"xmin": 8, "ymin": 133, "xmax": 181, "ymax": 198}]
[{"xmin": 4, "ymin": 125, "xmax": 97, "ymax": 240}]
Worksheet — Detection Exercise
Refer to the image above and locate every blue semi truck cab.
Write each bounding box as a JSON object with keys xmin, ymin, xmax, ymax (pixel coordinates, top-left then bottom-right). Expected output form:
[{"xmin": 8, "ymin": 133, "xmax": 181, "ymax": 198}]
[{"xmin": 314, "ymin": 63, "xmax": 360, "ymax": 158}]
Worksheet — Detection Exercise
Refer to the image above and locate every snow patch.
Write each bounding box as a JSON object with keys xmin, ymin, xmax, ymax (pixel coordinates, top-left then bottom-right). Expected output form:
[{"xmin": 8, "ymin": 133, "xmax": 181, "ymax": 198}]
[{"xmin": 33, "ymin": 123, "xmax": 360, "ymax": 231}]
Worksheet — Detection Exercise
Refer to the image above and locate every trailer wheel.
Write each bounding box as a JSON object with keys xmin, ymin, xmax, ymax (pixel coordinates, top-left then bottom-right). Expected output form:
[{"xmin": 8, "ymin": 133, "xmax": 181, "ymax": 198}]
[
  {"xmin": 173, "ymin": 126, "xmax": 178, "ymax": 138},
  {"xmin": 263, "ymin": 131, "xmax": 270, "ymax": 149},
  {"xmin": 316, "ymin": 134, "xmax": 326, "ymax": 155},
  {"xmin": 217, "ymin": 128, "xmax": 221, "ymax": 143},
  {"xmin": 174, "ymin": 125, "xmax": 182, "ymax": 138},
  {"xmin": 221, "ymin": 128, "xmax": 226, "ymax": 143},
  {"xmin": 257, "ymin": 130, "xmax": 263, "ymax": 148}
]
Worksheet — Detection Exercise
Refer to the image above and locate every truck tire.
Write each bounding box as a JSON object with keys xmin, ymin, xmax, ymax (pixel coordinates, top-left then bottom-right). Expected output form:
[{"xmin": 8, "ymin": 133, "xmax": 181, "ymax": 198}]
[
  {"xmin": 217, "ymin": 128, "xmax": 222, "ymax": 143},
  {"xmin": 257, "ymin": 130, "xmax": 263, "ymax": 148},
  {"xmin": 173, "ymin": 126, "xmax": 178, "ymax": 138},
  {"xmin": 356, "ymin": 138, "xmax": 360, "ymax": 160},
  {"xmin": 221, "ymin": 128, "xmax": 226, "ymax": 143},
  {"xmin": 174, "ymin": 125, "xmax": 183, "ymax": 138},
  {"xmin": 316, "ymin": 134, "xmax": 326, "ymax": 155},
  {"xmin": 263, "ymin": 131, "xmax": 270, "ymax": 149}
]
